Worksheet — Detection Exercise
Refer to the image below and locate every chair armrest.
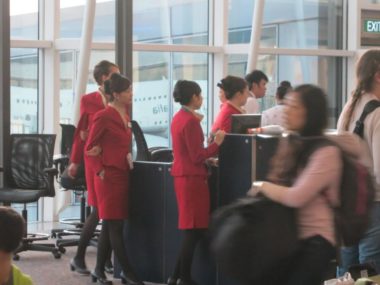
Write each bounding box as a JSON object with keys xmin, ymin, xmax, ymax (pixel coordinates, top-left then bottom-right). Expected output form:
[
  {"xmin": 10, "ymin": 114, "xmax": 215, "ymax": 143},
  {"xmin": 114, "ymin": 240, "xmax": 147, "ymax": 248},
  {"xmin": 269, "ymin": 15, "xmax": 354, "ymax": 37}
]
[
  {"xmin": 150, "ymin": 148, "xmax": 173, "ymax": 162},
  {"xmin": 53, "ymin": 154, "xmax": 70, "ymax": 174},
  {"xmin": 42, "ymin": 167, "xmax": 58, "ymax": 198},
  {"xmin": 43, "ymin": 167, "xmax": 59, "ymax": 176},
  {"xmin": 53, "ymin": 154, "xmax": 69, "ymax": 165}
]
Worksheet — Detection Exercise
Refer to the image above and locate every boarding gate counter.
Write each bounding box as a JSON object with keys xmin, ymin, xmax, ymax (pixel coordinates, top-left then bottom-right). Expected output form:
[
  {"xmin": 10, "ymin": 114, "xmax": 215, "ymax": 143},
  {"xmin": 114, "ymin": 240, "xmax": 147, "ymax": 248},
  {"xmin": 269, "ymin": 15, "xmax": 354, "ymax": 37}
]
[{"xmin": 119, "ymin": 134, "xmax": 279, "ymax": 285}]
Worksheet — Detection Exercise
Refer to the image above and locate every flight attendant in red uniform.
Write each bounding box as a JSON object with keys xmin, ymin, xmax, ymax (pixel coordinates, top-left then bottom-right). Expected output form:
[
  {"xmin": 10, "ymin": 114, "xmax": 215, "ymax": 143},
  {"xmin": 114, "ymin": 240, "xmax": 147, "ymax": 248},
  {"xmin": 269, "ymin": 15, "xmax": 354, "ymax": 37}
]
[
  {"xmin": 68, "ymin": 60, "xmax": 119, "ymax": 275},
  {"xmin": 168, "ymin": 80, "xmax": 225, "ymax": 285},
  {"xmin": 86, "ymin": 73, "xmax": 144, "ymax": 285},
  {"xmin": 211, "ymin": 75, "xmax": 249, "ymax": 134}
]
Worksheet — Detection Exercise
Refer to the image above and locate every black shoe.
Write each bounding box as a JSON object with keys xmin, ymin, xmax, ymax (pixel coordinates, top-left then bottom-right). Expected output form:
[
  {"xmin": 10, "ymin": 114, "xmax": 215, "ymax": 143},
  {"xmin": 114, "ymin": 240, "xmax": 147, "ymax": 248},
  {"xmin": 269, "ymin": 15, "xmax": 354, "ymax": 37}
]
[
  {"xmin": 120, "ymin": 271, "xmax": 145, "ymax": 285},
  {"xmin": 91, "ymin": 270, "xmax": 113, "ymax": 285},
  {"xmin": 70, "ymin": 258, "xmax": 90, "ymax": 275},
  {"xmin": 167, "ymin": 277, "xmax": 177, "ymax": 285},
  {"xmin": 176, "ymin": 279, "xmax": 199, "ymax": 285}
]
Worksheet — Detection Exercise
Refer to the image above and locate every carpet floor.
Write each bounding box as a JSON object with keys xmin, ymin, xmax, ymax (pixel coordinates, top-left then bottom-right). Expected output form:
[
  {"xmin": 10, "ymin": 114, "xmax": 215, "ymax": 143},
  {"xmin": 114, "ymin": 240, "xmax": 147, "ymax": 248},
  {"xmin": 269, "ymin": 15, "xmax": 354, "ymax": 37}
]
[{"xmin": 15, "ymin": 245, "xmax": 161, "ymax": 285}]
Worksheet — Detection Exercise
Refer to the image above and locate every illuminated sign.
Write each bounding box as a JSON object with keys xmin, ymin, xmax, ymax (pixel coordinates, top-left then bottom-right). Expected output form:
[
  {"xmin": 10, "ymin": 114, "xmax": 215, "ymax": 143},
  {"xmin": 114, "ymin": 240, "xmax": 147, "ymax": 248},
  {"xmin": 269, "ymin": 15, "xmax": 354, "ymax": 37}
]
[
  {"xmin": 364, "ymin": 20, "xmax": 380, "ymax": 33},
  {"xmin": 361, "ymin": 10, "xmax": 380, "ymax": 47}
]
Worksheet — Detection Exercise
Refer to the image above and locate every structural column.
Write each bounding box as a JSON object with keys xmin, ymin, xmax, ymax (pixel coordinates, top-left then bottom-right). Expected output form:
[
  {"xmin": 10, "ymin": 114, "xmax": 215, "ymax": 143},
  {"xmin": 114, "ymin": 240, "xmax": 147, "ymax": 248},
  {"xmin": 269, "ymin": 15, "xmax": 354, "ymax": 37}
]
[
  {"xmin": 246, "ymin": 0, "xmax": 265, "ymax": 73},
  {"xmin": 73, "ymin": 0, "xmax": 96, "ymax": 125}
]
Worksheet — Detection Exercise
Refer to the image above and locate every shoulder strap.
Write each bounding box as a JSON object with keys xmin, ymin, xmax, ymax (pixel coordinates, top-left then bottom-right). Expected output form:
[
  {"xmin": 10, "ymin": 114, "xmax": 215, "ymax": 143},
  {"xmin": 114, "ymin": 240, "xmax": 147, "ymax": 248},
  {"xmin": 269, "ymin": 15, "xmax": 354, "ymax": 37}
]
[{"xmin": 353, "ymin": 100, "xmax": 380, "ymax": 138}]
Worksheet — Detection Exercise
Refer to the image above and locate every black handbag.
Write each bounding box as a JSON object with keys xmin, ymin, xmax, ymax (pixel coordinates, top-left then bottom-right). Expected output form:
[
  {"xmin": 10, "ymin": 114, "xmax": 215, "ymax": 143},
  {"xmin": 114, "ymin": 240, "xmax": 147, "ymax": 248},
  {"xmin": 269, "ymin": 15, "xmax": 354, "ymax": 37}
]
[{"xmin": 210, "ymin": 196, "xmax": 298, "ymax": 283}]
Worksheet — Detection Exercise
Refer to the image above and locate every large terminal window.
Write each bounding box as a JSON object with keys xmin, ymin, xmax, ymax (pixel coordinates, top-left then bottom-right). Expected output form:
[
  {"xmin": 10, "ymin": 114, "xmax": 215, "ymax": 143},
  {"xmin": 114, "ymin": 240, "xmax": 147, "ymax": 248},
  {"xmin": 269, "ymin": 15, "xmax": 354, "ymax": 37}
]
[
  {"xmin": 132, "ymin": 0, "xmax": 210, "ymax": 148},
  {"xmin": 60, "ymin": 0, "xmax": 116, "ymax": 41},
  {"xmin": 59, "ymin": 50, "xmax": 115, "ymax": 125},
  {"xmin": 229, "ymin": 0, "xmax": 344, "ymax": 49},
  {"xmin": 133, "ymin": 51, "xmax": 209, "ymax": 148},
  {"xmin": 228, "ymin": 54, "xmax": 343, "ymax": 127},
  {"xmin": 133, "ymin": 0, "xmax": 209, "ymax": 45},
  {"xmin": 10, "ymin": 1, "xmax": 40, "ymax": 222}
]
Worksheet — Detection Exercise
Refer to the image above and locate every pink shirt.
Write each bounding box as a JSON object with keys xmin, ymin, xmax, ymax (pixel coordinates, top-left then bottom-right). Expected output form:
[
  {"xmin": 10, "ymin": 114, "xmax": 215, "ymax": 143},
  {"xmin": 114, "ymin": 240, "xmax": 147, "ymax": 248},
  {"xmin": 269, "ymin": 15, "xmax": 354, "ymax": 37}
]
[{"xmin": 260, "ymin": 146, "xmax": 342, "ymax": 245}]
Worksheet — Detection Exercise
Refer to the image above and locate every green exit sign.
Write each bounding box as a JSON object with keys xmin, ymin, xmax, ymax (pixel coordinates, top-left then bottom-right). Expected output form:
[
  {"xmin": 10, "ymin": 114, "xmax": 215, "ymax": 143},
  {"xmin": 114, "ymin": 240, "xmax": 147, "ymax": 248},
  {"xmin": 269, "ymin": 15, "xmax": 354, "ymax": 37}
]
[{"xmin": 364, "ymin": 20, "xmax": 380, "ymax": 33}]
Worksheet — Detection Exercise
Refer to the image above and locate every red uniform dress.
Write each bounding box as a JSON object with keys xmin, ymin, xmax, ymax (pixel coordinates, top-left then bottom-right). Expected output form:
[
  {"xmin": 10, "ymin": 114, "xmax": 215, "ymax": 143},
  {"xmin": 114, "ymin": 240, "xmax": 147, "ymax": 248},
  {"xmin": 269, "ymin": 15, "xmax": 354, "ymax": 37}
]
[
  {"xmin": 85, "ymin": 106, "xmax": 132, "ymax": 220},
  {"xmin": 211, "ymin": 101, "xmax": 244, "ymax": 134},
  {"xmin": 70, "ymin": 91, "xmax": 106, "ymax": 206},
  {"xmin": 171, "ymin": 107, "xmax": 219, "ymax": 229}
]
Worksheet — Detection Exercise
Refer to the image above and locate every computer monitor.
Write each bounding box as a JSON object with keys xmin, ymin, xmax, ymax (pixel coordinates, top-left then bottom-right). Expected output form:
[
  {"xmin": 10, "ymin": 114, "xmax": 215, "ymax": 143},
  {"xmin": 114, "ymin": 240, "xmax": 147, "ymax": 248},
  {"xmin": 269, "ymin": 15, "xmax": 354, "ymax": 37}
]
[{"xmin": 231, "ymin": 114, "xmax": 261, "ymax": 134}]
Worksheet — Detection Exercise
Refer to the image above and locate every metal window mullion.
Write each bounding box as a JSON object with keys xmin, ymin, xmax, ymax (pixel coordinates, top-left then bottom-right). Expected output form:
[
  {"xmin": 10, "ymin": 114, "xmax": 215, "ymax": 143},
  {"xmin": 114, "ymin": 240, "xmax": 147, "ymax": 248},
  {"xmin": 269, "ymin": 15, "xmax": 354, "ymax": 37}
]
[
  {"xmin": 168, "ymin": 52, "xmax": 174, "ymax": 148},
  {"xmin": 0, "ymin": 0, "xmax": 11, "ymax": 188}
]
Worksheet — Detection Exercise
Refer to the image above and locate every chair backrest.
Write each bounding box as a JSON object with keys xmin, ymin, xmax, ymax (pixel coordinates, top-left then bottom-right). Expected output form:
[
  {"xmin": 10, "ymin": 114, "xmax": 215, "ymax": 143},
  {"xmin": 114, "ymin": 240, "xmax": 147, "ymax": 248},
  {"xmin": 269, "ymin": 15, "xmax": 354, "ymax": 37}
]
[
  {"xmin": 131, "ymin": 120, "xmax": 151, "ymax": 161},
  {"xmin": 8, "ymin": 134, "xmax": 56, "ymax": 196},
  {"xmin": 60, "ymin": 124, "xmax": 76, "ymax": 156}
]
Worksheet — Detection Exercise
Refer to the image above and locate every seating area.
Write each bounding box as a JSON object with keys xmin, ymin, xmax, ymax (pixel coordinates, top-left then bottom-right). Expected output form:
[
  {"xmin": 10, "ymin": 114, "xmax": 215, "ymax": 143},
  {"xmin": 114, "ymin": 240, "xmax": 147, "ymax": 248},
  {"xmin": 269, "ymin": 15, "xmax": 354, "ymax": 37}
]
[{"xmin": 0, "ymin": 134, "xmax": 60, "ymax": 259}]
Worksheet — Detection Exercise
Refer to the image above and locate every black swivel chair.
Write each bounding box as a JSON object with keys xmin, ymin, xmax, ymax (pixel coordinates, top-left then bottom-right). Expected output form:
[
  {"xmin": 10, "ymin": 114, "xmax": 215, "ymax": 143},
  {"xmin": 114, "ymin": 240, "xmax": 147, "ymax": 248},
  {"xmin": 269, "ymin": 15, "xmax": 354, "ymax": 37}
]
[
  {"xmin": 52, "ymin": 124, "xmax": 94, "ymax": 252},
  {"xmin": 131, "ymin": 120, "xmax": 173, "ymax": 162},
  {"xmin": 0, "ymin": 134, "xmax": 61, "ymax": 259}
]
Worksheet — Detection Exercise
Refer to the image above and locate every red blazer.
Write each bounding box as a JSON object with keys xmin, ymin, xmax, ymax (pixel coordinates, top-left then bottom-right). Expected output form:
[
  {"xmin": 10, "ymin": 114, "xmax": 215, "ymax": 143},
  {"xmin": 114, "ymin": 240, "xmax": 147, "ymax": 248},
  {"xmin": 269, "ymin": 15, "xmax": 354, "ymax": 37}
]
[
  {"xmin": 211, "ymin": 102, "xmax": 243, "ymax": 134},
  {"xmin": 171, "ymin": 108, "xmax": 219, "ymax": 177},
  {"xmin": 70, "ymin": 92, "xmax": 106, "ymax": 164},
  {"xmin": 85, "ymin": 106, "xmax": 132, "ymax": 174}
]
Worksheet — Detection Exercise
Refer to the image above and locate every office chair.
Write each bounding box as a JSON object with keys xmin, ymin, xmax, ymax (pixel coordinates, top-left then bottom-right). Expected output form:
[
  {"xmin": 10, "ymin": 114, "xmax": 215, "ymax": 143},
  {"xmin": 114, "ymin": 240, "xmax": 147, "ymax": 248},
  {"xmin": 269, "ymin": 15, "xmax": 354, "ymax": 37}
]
[
  {"xmin": 0, "ymin": 134, "xmax": 61, "ymax": 259},
  {"xmin": 131, "ymin": 120, "xmax": 173, "ymax": 162},
  {"xmin": 52, "ymin": 124, "xmax": 95, "ymax": 253}
]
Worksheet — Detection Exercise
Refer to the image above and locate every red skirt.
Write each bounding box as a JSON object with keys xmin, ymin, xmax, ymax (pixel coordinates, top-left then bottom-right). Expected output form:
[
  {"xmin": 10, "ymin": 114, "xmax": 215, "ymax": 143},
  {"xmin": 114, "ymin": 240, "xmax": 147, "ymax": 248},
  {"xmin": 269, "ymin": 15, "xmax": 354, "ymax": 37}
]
[
  {"xmin": 84, "ymin": 156, "xmax": 97, "ymax": 207},
  {"xmin": 174, "ymin": 176, "xmax": 210, "ymax": 229},
  {"xmin": 94, "ymin": 166, "xmax": 129, "ymax": 220}
]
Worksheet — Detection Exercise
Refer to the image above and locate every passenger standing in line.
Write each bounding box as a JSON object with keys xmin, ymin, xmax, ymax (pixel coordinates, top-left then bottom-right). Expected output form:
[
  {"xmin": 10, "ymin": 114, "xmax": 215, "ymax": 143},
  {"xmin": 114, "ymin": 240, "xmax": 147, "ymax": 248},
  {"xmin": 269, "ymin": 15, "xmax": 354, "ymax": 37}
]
[
  {"xmin": 68, "ymin": 60, "xmax": 119, "ymax": 275},
  {"xmin": 337, "ymin": 49, "xmax": 380, "ymax": 275},
  {"xmin": 244, "ymin": 69, "xmax": 268, "ymax": 114},
  {"xmin": 211, "ymin": 76, "xmax": 249, "ymax": 134},
  {"xmin": 168, "ymin": 80, "xmax": 225, "ymax": 285},
  {"xmin": 86, "ymin": 73, "xmax": 144, "ymax": 285},
  {"xmin": 248, "ymin": 85, "xmax": 343, "ymax": 285},
  {"xmin": 261, "ymin": 81, "xmax": 292, "ymax": 127}
]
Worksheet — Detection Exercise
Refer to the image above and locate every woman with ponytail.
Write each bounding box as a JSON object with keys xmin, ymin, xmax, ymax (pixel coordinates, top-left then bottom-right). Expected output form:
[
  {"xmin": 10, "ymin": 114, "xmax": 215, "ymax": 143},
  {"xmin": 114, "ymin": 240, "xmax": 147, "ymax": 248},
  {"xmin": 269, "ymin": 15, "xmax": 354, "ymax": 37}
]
[
  {"xmin": 86, "ymin": 73, "xmax": 144, "ymax": 285},
  {"xmin": 337, "ymin": 50, "xmax": 380, "ymax": 275}
]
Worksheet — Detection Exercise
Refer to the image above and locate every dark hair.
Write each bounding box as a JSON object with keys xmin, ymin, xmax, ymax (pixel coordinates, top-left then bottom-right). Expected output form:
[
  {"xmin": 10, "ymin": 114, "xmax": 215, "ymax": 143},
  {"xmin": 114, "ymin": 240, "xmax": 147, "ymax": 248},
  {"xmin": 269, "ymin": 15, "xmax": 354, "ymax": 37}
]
[
  {"xmin": 280, "ymin": 80, "xmax": 291, "ymax": 88},
  {"xmin": 218, "ymin": 76, "xmax": 247, "ymax": 100},
  {"xmin": 103, "ymin": 73, "xmax": 131, "ymax": 102},
  {"xmin": 293, "ymin": 84, "xmax": 328, "ymax": 137},
  {"xmin": 343, "ymin": 50, "xmax": 380, "ymax": 130},
  {"xmin": 173, "ymin": 80, "xmax": 201, "ymax": 105},
  {"xmin": 93, "ymin": 60, "xmax": 118, "ymax": 86},
  {"xmin": 0, "ymin": 207, "xmax": 24, "ymax": 252},
  {"xmin": 245, "ymin": 70, "xmax": 268, "ymax": 90},
  {"xmin": 276, "ymin": 86, "xmax": 289, "ymax": 101}
]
